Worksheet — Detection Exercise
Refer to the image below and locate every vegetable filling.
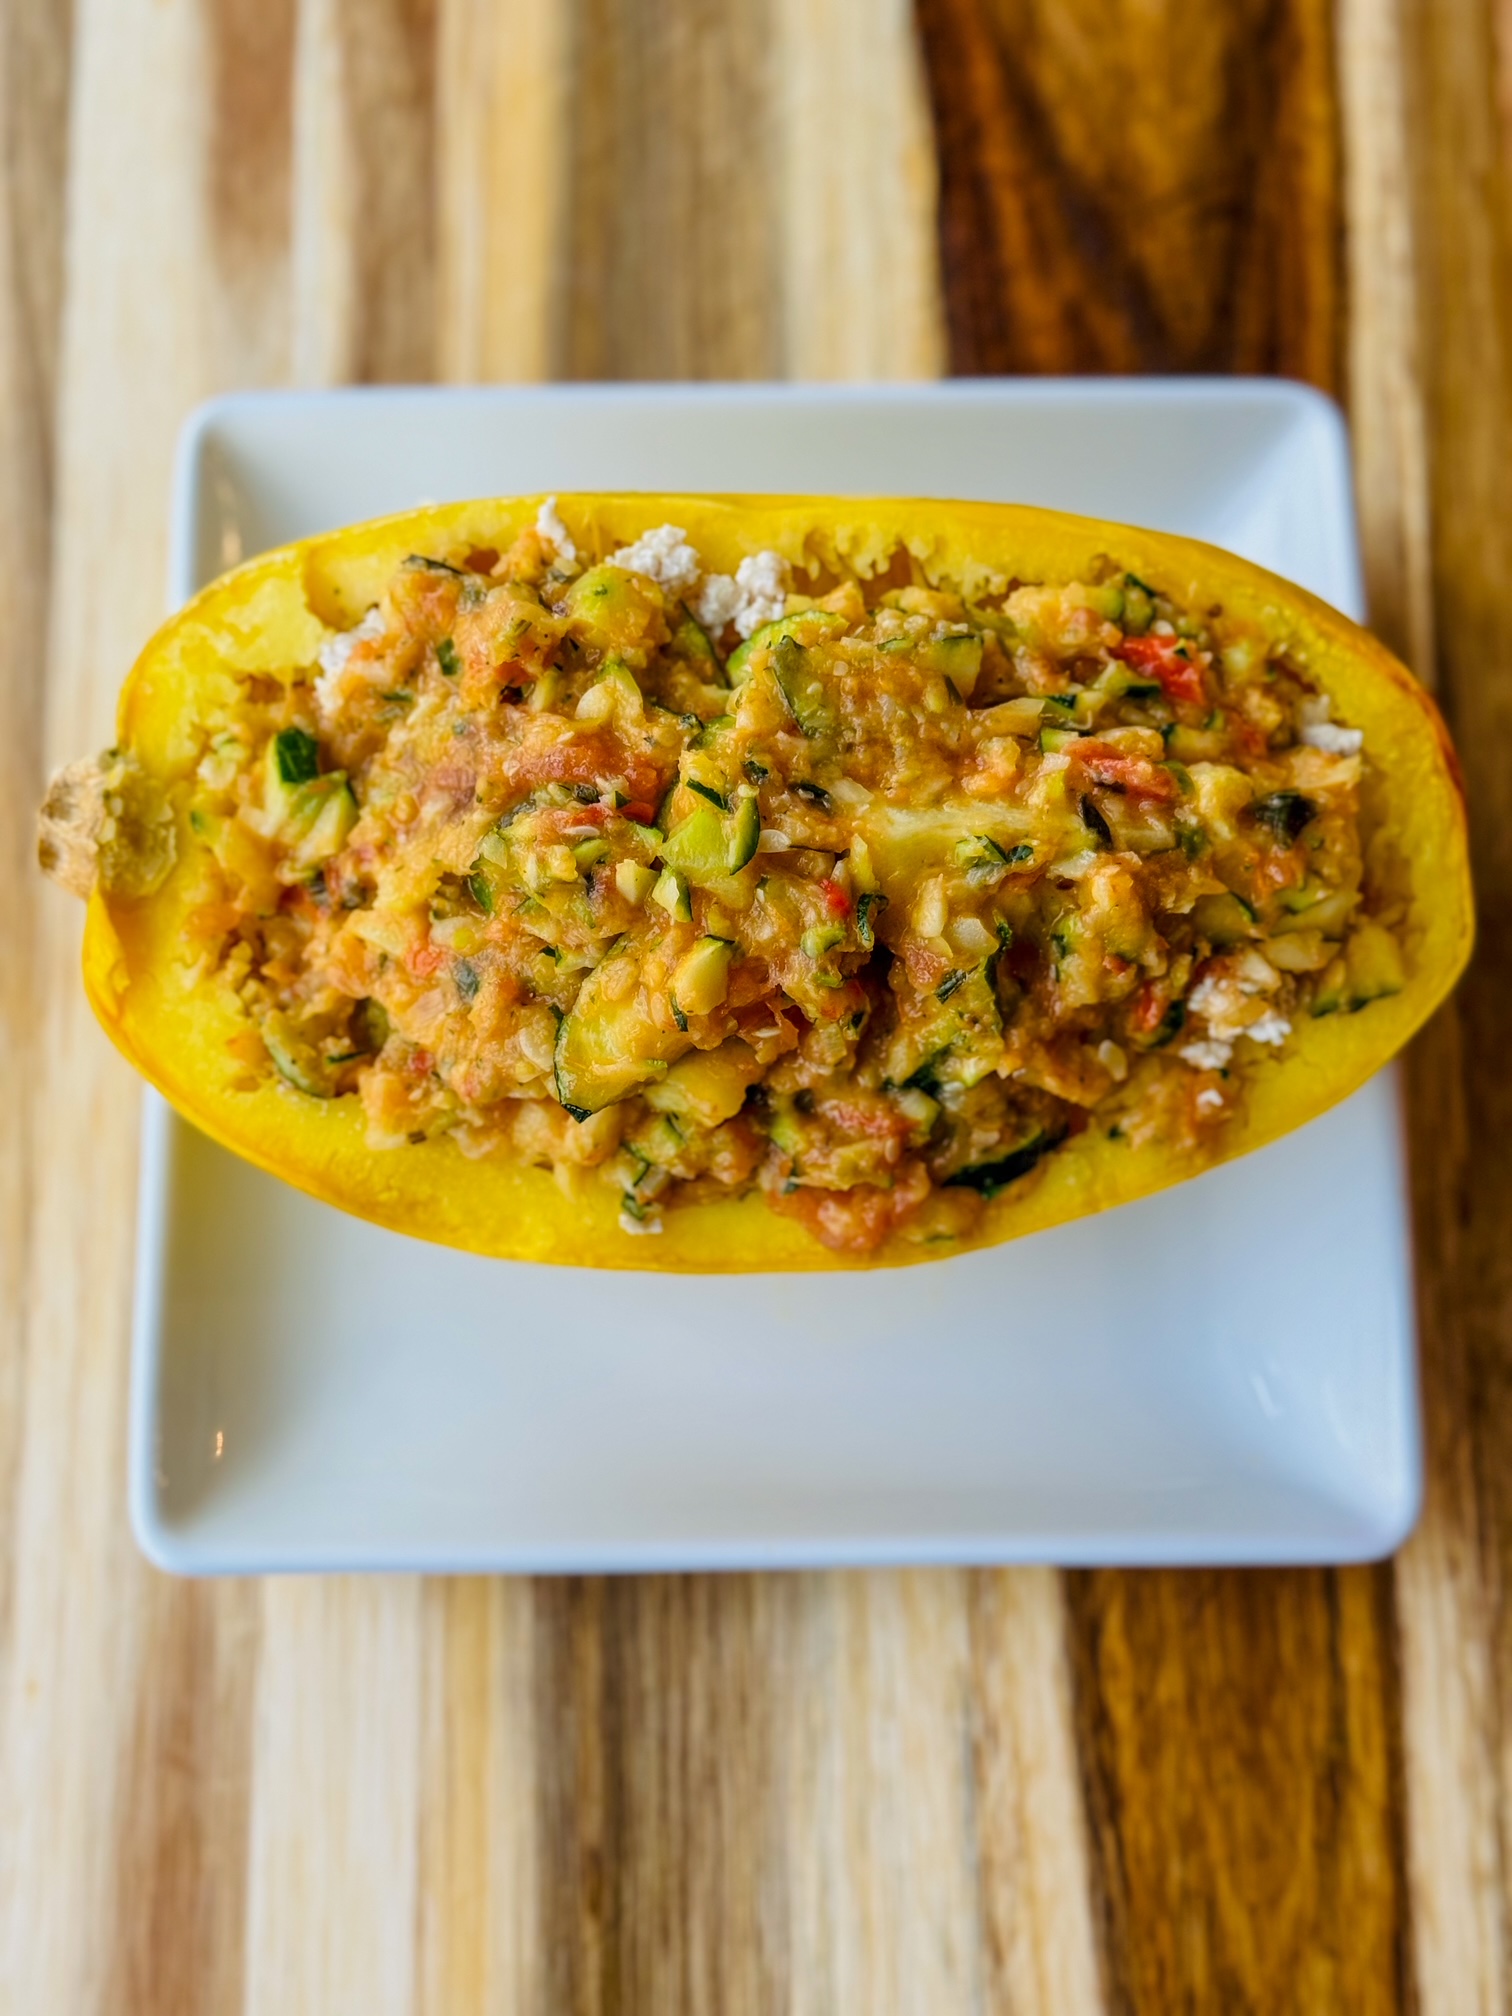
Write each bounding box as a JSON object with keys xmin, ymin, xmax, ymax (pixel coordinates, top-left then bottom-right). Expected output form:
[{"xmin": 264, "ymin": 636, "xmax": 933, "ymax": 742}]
[{"xmin": 179, "ymin": 503, "xmax": 1403, "ymax": 1254}]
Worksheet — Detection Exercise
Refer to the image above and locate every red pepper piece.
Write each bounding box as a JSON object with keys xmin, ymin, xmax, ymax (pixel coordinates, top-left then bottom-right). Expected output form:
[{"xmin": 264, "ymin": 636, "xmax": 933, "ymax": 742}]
[{"xmin": 1115, "ymin": 633, "xmax": 1207, "ymax": 708}]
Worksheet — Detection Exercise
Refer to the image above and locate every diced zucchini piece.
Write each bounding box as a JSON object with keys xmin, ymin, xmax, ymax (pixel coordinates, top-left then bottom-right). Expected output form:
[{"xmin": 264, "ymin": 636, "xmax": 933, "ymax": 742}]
[
  {"xmin": 651, "ymin": 868, "xmax": 693, "ymax": 921},
  {"xmin": 882, "ymin": 959, "xmax": 1003, "ymax": 1091},
  {"xmin": 574, "ymin": 656, "xmax": 644, "ymax": 726},
  {"xmin": 1039, "ymin": 726, "xmax": 1082, "ymax": 754},
  {"xmin": 1190, "ymin": 890, "xmax": 1258, "ymax": 948},
  {"xmin": 955, "ymin": 833, "xmax": 1013, "ymax": 887},
  {"xmin": 724, "ymin": 618, "xmax": 782, "ymax": 686},
  {"xmin": 1345, "ymin": 920, "xmax": 1405, "ymax": 1006},
  {"xmin": 672, "ymin": 605, "xmax": 724, "ymax": 676},
  {"xmin": 727, "ymin": 791, "xmax": 760, "ymax": 871},
  {"xmin": 274, "ymin": 727, "xmax": 320, "ymax": 785},
  {"xmin": 943, "ymin": 1129, "xmax": 1060, "ymax": 1196},
  {"xmin": 563, "ymin": 564, "xmax": 663, "ymax": 654},
  {"xmin": 260, "ymin": 729, "xmax": 320, "ymax": 830},
  {"xmin": 643, "ymin": 1038, "xmax": 762, "ymax": 1128},
  {"xmin": 1311, "ymin": 956, "xmax": 1348, "ymax": 1017},
  {"xmin": 553, "ymin": 946, "xmax": 683, "ymax": 1116},
  {"xmin": 1121, "ymin": 575, "xmax": 1156, "ymax": 634},
  {"xmin": 671, "ymin": 936, "xmax": 734, "ymax": 1016},
  {"xmin": 262, "ymin": 1011, "xmax": 331, "ymax": 1098},
  {"xmin": 919, "ymin": 631, "xmax": 984, "ymax": 697},
  {"xmin": 660, "ymin": 803, "xmax": 729, "ymax": 882},
  {"xmin": 772, "ymin": 633, "xmax": 836, "ymax": 738},
  {"xmin": 615, "ymin": 859, "xmax": 656, "ymax": 906},
  {"xmin": 1268, "ymin": 885, "xmax": 1357, "ymax": 938},
  {"xmin": 287, "ymin": 776, "xmax": 357, "ymax": 869},
  {"xmin": 659, "ymin": 791, "xmax": 759, "ymax": 886},
  {"xmin": 855, "ymin": 890, "xmax": 887, "ymax": 947},
  {"xmin": 801, "ymin": 924, "xmax": 846, "ymax": 961},
  {"xmin": 638, "ymin": 1112, "xmax": 687, "ymax": 1167}
]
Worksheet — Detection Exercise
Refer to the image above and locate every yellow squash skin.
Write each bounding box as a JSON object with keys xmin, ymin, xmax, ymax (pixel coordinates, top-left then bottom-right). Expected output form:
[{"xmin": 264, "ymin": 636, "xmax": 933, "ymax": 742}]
[{"xmin": 81, "ymin": 496, "xmax": 1472, "ymax": 1272}]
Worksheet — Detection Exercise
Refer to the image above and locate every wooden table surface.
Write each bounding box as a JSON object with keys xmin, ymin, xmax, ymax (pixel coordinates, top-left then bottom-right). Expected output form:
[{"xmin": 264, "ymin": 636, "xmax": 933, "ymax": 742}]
[{"xmin": 0, "ymin": 0, "xmax": 1504, "ymax": 2008}]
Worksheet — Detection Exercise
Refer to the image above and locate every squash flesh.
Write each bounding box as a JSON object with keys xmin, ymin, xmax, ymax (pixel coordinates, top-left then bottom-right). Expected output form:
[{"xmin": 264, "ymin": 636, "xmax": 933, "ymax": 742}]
[{"xmin": 79, "ymin": 494, "xmax": 1471, "ymax": 1272}]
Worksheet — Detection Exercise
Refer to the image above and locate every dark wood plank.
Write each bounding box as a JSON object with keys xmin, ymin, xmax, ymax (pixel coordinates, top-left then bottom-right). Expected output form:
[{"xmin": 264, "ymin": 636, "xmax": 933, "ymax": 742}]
[
  {"xmin": 1068, "ymin": 1569, "xmax": 1409, "ymax": 2013},
  {"xmin": 915, "ymin": 0, "xmax": 1342, "ymax": 384}
]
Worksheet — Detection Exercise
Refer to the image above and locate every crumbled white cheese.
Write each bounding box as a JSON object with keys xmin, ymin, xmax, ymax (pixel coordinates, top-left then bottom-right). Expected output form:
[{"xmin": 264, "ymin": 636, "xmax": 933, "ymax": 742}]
[
  {"xmin": 1196, "ymin": 1087, "xmax": 1226, "ymax": 1112},
  {"xmin": 314, "ymin": 605, "xmax": 386, "ymax": 721},
  {"xmin": 694, "ymin": 551, "xmax": 792, "ymax": 640},
  {"xmin": 692, "ymin": 572, "xmax": 742, "ymax": 637},
  {"xmin": 1298, "ymin": 691, "xmax": 1364, "ymax": 755},
  {"xmin": 1243, "ymin": 1010, "xmax": 1292, "ymax": 1046},
  {"xmin": 1180, "ymin": 1038, "xmax": 1234, "ymax": 1072},
  {"xmin": 1301, "ymin": 720, "xmax": 1364, "ymax": 755},
  {"xmin": 535, "ymin": 495, "xmax": 578, "ymax": 568},
  {"xmin": 609, "ymin": 523, "xmax": 701, "ymax": 597},
  {"xmin": 1188, "ymin": 950, "xmax": 1283, "ymax": 1041}
]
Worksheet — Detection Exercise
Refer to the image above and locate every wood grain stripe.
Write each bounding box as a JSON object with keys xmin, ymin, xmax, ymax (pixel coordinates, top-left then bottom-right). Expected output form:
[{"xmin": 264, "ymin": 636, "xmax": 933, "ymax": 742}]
[
  {"xmin": 0, "ymin": 0, "xmax": 73, "ymax": 1674},
  {"xmin": 292, "ymin": 0, "xmax": 438, "ymax": 386},
  {"xmin": 773, "ymin": 0, "xmax": 945, "ymax": 379},
  {"xmin": 435, "ymin": 0, "xmax": 569, "ymax": 383},
  {"xmin": 966, "ymin": 1570, "xmax": 1106, "ymax": 2014},
  {"xmin": 558, "ymin": 0, "xmax": 782, "ymax": 381},
  {"xmin": 1388, "ymin": 0, "xmax": 1512, "ymax": 2006},
  {"xmin": 915, "ymin": 0, "xmax": 1343, "ymax": 385},
  {"xmin": 4, "ymin": 4, "xmax": 237, "ymax": 2004},
  {"xmin": 242, "ymin": 1580, "xmax": 425, "ymax": 2016},
  {"xmin": 416, "ymin": 1581, "xmax": 542, "ymax": 2015},
  {"xmin": 111, "ymin": 1582, "xmax": 261, "ymax": 2016},
  {"xmin": 207, "ymin": 0, "xmax": 297, "ymax": 386},
  {"xmin": 1068, "ymin": 1568, "xmax": 1408, "ymax": 2012},
  {"xmin": 1337, "ymin": 0, "xmax": 1435, "ymax": 679}
]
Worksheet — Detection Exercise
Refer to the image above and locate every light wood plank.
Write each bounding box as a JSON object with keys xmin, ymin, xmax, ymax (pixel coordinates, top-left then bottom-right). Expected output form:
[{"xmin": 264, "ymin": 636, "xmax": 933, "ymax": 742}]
[
  {"xmin": 0, "ymin": 0, "xmax": 73, "ymax": 1670},
  {"xmin": 434, "ymin": 0, "xmax": 569, "ymax": 384},
  {"xmin": 774, "ymin": 0, "xmax": 944, "ymax": 379},
  {"xmin": 242, "ymin": 1579, "xmax": 425, "ymax": 2016},
  {"xmin": 967, "ymin": 1570, "xmax": 1106, "ymax": 2016},
  {"xmin": 1338, "ymin": 6, "xmax": 1498, "ymax": 2012},
  {"xmin": 1337, "ymin": 0, "xmax": 1436, "ymax": 679},
  {"xmin": 1384, "ymin": 0, "xmax": 1512, "ymax": 2007},
  {"xmin": 415, "ymin": 1581, "xmax": 542, "ymax": 2016},
  {"xmin": 1, "ymin": 6, "xmax": 280, "ymax": 2009},
  {"xmin": 291, "ymin": 0, "xmax": 436, "ymax": 387}
]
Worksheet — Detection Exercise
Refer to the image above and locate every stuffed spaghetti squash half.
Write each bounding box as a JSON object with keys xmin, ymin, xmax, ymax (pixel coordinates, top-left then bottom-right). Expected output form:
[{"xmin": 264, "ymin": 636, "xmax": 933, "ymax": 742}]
[{"xmin": 39, "ymin": 495, "xmax": 1471, "ymax": 1271}]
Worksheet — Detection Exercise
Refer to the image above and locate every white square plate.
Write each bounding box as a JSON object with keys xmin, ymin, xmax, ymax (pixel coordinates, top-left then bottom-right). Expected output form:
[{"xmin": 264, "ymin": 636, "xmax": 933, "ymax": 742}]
[{"xmin": 131, "ymin": 380, "xmax": 1420, "ymax": 1573}]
